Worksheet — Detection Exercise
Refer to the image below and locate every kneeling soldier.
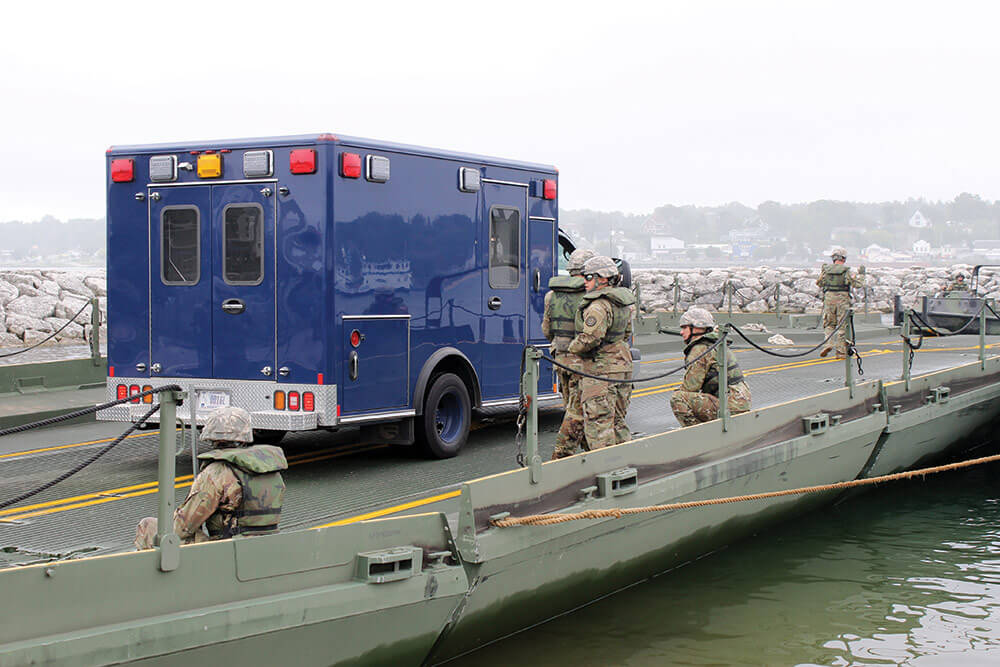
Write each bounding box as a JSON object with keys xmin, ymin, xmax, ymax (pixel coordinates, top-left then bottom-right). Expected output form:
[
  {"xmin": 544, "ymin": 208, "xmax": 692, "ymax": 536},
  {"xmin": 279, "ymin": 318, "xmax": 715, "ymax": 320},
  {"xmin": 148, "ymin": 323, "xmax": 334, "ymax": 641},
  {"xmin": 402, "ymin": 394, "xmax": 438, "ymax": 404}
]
[
  {"xmin": 670, "ymin": 307, "xmax": 752, "ymax": 427},
  {"xmin": 134, "ymin": 406, "xmax": 287, "ymax": 549}
]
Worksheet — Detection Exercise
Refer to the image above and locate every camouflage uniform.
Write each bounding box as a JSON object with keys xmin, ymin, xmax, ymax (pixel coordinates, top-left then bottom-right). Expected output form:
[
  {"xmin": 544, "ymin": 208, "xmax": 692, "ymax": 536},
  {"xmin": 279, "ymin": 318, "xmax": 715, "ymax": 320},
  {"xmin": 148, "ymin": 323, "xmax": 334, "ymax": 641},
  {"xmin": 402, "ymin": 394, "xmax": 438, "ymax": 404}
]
[
  {"xmin": 817, "ymin": 260, "xmax": 864, "ymax": 358},
  {"xmin": 566, "ymin": 285, "xmax": 635, "ymax": 450},
  {"xmin": 670, "ymin": 331, "xmax": 752, "ymax": 426},
  {"xmin": 134, "ymin": 407, "xmax": 288, "ymax": 550},
  {"xmin": 543, "ymin": 276, "xmax": 588, "ymax": 459},
  {"xmin": 944, "ymin": 279, "xmax": 968, "ymax": 293}
]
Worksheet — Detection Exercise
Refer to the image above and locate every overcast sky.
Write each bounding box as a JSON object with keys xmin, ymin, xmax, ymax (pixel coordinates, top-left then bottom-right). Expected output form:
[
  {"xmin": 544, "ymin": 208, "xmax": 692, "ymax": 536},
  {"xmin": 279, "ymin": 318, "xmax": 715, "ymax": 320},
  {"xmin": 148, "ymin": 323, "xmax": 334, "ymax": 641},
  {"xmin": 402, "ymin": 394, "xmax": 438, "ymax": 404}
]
[{"xmin": 1, "ymin": 1, "xmax": 998, "ymax": 222}]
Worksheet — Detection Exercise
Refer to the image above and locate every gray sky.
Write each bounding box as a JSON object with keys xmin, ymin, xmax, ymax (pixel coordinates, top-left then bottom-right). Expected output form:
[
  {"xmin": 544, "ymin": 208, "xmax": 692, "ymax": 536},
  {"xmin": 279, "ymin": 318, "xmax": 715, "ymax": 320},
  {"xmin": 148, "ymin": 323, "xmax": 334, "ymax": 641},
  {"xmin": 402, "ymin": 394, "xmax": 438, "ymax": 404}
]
[{"xmin": 2, "ymin": 0, "xmax": 998, "ymax": 222}]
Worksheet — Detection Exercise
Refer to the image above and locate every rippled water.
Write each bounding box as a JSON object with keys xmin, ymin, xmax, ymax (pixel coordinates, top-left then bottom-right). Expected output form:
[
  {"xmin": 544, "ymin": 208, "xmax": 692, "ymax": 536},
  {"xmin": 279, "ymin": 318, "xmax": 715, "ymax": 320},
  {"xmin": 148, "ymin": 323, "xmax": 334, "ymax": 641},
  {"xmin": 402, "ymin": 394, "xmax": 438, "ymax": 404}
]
[{"xmin": 457, "ymin": 456, "xmax": 1000, "ymax": 666}]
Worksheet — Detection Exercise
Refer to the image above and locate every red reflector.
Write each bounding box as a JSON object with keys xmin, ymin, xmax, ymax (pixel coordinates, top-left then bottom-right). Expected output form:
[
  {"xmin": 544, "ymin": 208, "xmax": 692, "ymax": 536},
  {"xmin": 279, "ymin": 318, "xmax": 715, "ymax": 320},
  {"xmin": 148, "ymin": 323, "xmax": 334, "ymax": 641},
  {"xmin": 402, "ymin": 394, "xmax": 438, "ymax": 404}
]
[
  {"xmin": 337, "ymin": 404, "xmax": 341, "ymax": 417},
  {"xmin": 303, "ymin": 392, "xmax": 315, "ymax": 411},
  {"xmin": 111, "ymin": 159, "xmax": 134, "ymax": 183},
  {"xmin": 289, "ymin": 149, "xmax": 316, "ymax": 174},
  {"xmin": 340, "ymin": 152, "xmax": 361, "ymax": 178},
  {"xmin": 350, "ymin": 329, "xmax": 362, "ymax": 347},
  {"xmin": 317, "ymin": 133, "xmax": 338, "ymax": 142},
  {"xmin": 129, "ymin": 384, "xmax": 140, "ymax": 404},
  {"xmin": 109, "ymin": 366, "xmax": 115, "ymax": 377},
  {"xmin": 288, "ymin": 391, "xmax": 300, "ymax": 411},
  {"xmin": 220, "ymin": 149, "xmax": 232, "ymax": 153},
  {"xmin": 317, "ymin": 373, "xmax": 324, "ymax": 385},
  {"xmin": 117, "ymin": 385, "xmax": 128, "ymax": 400},
  {"xmin": 543, "ymin": 179, "xmax": 557, "ymax": 200}
]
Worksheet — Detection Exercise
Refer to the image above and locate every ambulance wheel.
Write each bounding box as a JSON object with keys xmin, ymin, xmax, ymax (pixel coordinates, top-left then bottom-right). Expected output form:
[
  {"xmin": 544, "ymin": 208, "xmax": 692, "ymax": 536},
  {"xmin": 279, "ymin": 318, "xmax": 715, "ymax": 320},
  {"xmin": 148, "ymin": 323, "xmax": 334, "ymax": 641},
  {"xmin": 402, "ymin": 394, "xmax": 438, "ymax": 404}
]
[
  {"xmin": 417, "ymin": 373, "xmax": 470, "ymax": 459},
  {"xmin": 253, "ymin": 429, "xmax": 286, "ymax": 445}
]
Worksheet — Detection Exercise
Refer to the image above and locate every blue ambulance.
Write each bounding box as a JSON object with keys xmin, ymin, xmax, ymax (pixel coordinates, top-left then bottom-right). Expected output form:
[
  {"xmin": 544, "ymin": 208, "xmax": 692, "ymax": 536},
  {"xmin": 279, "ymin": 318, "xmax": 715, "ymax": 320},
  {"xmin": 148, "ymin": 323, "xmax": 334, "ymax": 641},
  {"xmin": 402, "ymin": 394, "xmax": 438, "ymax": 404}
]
[{"xmin": 97, "ymin": 133, "xmax": 584, "ymax": 457}]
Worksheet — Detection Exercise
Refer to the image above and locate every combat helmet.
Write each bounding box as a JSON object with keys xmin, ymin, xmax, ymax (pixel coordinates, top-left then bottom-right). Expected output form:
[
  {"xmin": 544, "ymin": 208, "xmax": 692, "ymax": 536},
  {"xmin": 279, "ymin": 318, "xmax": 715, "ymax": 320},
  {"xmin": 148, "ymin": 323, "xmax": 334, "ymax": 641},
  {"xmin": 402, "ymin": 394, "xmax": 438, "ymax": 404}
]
[
  {"xmin": 679, "ymin": 306, "xmax": 716, "ymax": 330},
  {"xmin": 200, "ymin": 406, "xmax": 254, "ymax": 446},
  {"xmin": 830, "ymin": 247, "xmax": 847, "ymax": 261},
  {"xmin": 953, "ymin": 270, "xmax": 968, "ymax": 280},
  {"xmin": 582, "ymin": 255, "xmax": 619, "ymax": 279},
  {"xmin": 566, "ymin": 248, "xmax": 596, "ymax": 275}
]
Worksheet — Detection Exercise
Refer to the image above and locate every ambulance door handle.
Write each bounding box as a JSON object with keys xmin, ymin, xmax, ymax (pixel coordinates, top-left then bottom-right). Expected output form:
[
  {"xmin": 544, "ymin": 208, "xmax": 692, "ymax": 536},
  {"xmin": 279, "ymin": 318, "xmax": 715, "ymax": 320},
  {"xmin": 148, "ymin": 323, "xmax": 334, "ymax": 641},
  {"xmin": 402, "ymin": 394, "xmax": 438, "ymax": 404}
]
[
  {"xmin": 488, "ymin": 296, "xmax": 502, "ymax": 310},
  {"xmin": 533, "ymin": 269, "xmax": 541, "ymax": 292},
  {"xmin": 349, "ymin": 351, "xmax": 359, "ymax": 380},
  {"xmin": 221, "ymin": 299, "xmax": 245, "ymax": 314}
]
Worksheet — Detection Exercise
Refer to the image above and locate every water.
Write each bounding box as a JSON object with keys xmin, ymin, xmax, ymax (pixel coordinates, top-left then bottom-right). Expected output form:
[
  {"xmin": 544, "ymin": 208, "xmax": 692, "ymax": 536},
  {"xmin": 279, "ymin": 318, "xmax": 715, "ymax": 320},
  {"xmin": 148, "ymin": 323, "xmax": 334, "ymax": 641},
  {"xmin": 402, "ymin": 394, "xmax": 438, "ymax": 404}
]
[{"xmin": 456, "ymin": 456, "xmax": 1000, "ymax": 666}]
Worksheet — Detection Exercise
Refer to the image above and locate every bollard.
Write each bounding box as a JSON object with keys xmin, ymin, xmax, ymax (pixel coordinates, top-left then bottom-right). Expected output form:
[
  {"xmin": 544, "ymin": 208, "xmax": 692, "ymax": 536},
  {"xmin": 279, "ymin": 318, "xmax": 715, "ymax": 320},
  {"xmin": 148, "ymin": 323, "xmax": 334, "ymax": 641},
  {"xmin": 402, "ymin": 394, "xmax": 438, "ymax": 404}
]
[
  {"xmin": 673, "ymin": 277, "xmax": 680, "ymax": 315},
  {"xmin": 980, "ymin": 300, "xmax": 987, "ymax": 371},
  {"xmin": 718, "ymin": 331, "xmax": 730, "ymax": 432},
  {"xmin": 845, "ymin": 309, "xmax": 855, "ymax": 398},
  {"xmin": 774, "ymin": 284, "xmax": 781, "ymax": 317},
  {"xmin": 157, "ymin": 390, "xmax": 182, "ymax": 572},
  {"xmin": 522, "ymin": 347, "xmax": 542, "ymax": 483},
  {"xmin": 902, "ymin": 310, "xmax": 912, "ymax": 391},
  {"xmin": 89, "ymin": 297, "xmax": 101, "ymax": 366}
]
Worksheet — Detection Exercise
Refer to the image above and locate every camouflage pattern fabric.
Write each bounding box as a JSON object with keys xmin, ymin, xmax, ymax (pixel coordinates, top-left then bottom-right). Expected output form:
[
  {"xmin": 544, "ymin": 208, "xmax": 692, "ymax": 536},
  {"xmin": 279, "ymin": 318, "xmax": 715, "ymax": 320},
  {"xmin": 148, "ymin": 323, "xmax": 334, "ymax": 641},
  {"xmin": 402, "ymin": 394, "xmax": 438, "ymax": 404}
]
[
  {"xmin": 134, "ymin": 445, "xmax": 286, "ymax": 550},
  {"xmin": 817, "ymin": 264, "xmax": 864, "ymax": 358},
  {"xmin": 945, "ymin": 279, "xmax": 968, "ymax": 293},
  {"xmin": 200, "ymin": 405, "xmax": 253, "ymax": 443},
  {"xmin": 671, "ymin": 381, "xmax": 752, "ymax": 426},
  {"xmin": 134, "ymin": 461, "xmax": 243, "ymax": 550},
  {"xmin": 552, "ymin": 363, "xmax": 585, "ymax": 459},
  {"xmin": 566, "ymin": 296, "xmax": 633, "ymax": 450}
]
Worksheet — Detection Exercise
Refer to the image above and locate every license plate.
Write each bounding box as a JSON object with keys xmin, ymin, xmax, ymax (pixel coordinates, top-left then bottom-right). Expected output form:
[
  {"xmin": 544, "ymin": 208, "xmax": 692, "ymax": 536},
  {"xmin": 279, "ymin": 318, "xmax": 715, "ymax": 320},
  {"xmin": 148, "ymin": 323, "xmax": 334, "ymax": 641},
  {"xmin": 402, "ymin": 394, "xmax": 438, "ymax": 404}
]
[{"xmin": 197, "ymin": 391, "xmax": 230, "ymax": 412}]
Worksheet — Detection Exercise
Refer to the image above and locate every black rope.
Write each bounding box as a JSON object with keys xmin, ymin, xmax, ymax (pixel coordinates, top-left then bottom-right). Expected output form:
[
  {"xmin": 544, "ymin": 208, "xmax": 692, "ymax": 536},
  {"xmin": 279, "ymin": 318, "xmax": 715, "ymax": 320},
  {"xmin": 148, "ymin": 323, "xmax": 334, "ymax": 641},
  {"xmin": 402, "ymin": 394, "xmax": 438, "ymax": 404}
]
[
  {"xmin": 0, "ymin": 384, "xmax": 182, "ymax": 438},
  {"xmin": 541, "ymin": 333, "xmax": 728, "ymax": 384},
  {"xmin": 725, "ymin": 310, "xmax": 851, "ymax": 359},
  {"xmin": 0, "ymin": 299, "xmax": 93, "ymax": 359},
  {"xmin": 0, "ymin": 403, "xmax": 161, "ymax": 510},
  {"xmin": 908, "ymin": 301, "xmax": 987, "ymax": 337}
]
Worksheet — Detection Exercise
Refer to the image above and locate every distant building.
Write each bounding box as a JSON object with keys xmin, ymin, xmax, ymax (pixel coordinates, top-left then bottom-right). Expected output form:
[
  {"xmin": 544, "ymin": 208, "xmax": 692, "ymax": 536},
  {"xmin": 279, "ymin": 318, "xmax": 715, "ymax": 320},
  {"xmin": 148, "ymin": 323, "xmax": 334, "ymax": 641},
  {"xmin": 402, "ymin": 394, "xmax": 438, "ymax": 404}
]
[
  {"xmin": 650, "ymin": 236, "xmax": 684, "ymax": 253},
  {"xmin": 908, "ymin": 211, "xmax": 931, "ymax": 229},
  {"xmin": 912, "ymin": 240, "xmax": 932, "ymax": 255},
  {"xmin": 641, "ymin": 218, "xmax": 671, "ymax": 235},
  {"xmin": 973, "ymin": 240, "xmax": 1000, "ymax": 261}
]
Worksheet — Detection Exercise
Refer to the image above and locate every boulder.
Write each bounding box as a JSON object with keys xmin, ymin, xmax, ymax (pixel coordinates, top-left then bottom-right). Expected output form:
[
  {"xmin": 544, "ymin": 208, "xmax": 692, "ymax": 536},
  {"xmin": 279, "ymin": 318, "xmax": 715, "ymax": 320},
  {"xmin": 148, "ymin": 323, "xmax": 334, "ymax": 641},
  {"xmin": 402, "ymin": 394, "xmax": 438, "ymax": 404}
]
[
  {"xmin": 55, "ymin": 295, "xmax": 92, "ymax": 324},
  {"xmin": 6, "ymin": 294, "xmax": 58, "ymax": 320},
  {"xmin": 0, "ymin": 280, "xmax": 17, "ymax": 306},
  {"xmin": 6, "ymin": 313, "xmax": 53, "ymax": 337},
  {"xmin": 744, "ymin": 299, "xmax": 769, "ymax": 313},
  {"xmin": 84, "ymin": 276, "xmax": 107, "ymax": 296},
  {"xmin": 45, "ymin": 317, "xmax": 84, "ymax": 340},
  {"xmin": 792, "ymin": 278, "xmax": 821, "ymax": 298},
  {"xmin": 39, "ymin": 280, "xmax": 61, "ymax": 297},
  {"xmin": 0, "ymin": 332, "xmax": 22, "ymax": 347},
  {"xmin": 48, "ymin": 272, "xmax": 94, "ymax": 298},
  {"xmin": 23, "ymin": 330, "xmax": 58, "ymax": 347}
]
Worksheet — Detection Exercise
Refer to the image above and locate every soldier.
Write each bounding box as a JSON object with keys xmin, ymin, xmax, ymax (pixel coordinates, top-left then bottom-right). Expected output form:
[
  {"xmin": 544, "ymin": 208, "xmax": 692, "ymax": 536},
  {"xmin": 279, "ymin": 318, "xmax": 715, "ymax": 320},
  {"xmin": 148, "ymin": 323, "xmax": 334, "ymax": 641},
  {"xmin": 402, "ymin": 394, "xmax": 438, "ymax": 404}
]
[
  {"xmin": 670, "ymin": 307, "xmax": 752, "ymax": 427},
  {"xmin": 817, "ymin": 247, "xmax": 865, "ymax": 359},
  {"xmin": 544, "ymin": 248, "xmax": 594, "ymax": 459},
  {"xmin": 944, "ymin": 270, "xmax": 969, "ymax": 294},
  {"xmin": 134, "ymin": 406, "xmax": 287, "ymax": 550},
  {"xmin": 566, "ymin": 255, "xmax": 635, "ymax": 450}
]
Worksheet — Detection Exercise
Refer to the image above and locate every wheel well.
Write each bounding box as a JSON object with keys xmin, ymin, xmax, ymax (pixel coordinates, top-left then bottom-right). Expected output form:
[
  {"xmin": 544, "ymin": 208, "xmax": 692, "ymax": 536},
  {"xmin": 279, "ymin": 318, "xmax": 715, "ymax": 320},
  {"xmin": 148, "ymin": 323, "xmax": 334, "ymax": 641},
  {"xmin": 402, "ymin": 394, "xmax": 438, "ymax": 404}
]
[{"xmin": 414, "ymin": 350, "xmax": 481, "ymax": 415}]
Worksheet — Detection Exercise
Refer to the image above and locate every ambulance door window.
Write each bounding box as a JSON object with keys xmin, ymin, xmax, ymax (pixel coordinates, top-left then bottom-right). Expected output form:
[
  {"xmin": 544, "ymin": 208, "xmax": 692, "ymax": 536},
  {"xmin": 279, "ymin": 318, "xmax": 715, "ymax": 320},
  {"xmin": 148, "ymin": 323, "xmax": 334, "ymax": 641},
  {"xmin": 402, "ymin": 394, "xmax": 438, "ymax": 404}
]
[
  {"xmin": 161, "ymin": 206, "xmax": 200, "ymax": 285},
  {"xmin": 222, "ymin": 204, "xmax": 264, "ymax": 285},
  {"xmin": 489, "ymin": 206, "xmax": 520, "ymax": 289}
]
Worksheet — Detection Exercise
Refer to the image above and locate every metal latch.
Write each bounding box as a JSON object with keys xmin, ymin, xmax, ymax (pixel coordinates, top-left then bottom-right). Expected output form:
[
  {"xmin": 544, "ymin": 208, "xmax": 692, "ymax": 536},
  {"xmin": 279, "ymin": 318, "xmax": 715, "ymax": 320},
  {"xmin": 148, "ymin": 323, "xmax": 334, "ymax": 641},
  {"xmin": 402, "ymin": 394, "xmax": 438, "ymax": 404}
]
[
  {"xmin": 356, "ymin": 546, "xmax": 422, "ymax": 584},
  {"xmin": 803, "ymin": 413, "xmax": 829, "ymax": 436},
  {"xmin": 597, "ymin": 468, "xmax": 638, "ymax": 497},
  {"xmin": 929, "ymin": 386, "xmax": 950, "ymax": 404}
]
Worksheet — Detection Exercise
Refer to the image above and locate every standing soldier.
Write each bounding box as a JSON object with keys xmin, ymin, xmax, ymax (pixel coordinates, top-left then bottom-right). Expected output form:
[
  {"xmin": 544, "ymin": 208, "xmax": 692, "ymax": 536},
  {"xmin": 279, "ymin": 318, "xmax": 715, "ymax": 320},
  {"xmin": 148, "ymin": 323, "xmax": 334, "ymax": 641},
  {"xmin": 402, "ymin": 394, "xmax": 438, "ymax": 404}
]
[
  {"xmin": 544, "ymin": 248, "xmax": 594, "ymax": 459},
  {"xmin": 670, "ymin": 307, "xmax": 752, "ymax": 426},
  {"xmin": 944, "ymin": 270, "xmax": 970, "ymax": 294},
  {"xmin": 566, "ymin": 255, "xmax": 635, "ymax": 450},
  {"xmin": 134, "ymin": 406, "xmax": 287, "ymax": 549},
  {"xmin": 817, "ymin": 247, "xmax": 865, "ymax": 359}
]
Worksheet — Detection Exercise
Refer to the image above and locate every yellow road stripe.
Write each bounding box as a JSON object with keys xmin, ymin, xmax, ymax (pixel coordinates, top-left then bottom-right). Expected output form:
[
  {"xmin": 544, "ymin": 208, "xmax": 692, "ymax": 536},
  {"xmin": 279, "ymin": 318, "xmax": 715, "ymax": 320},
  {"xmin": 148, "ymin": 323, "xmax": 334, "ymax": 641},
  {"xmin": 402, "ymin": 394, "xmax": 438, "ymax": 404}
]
[
  {"xmin": 311, "ymin": 490, "xmax": 462, "ymax": 529},
  {"xmin": 0, "ymin": 431, "xmax": 173, "ymax": 461},
  {"xmin": 0, "ymin": 443, "xmax": 381, "ymax": 523}
]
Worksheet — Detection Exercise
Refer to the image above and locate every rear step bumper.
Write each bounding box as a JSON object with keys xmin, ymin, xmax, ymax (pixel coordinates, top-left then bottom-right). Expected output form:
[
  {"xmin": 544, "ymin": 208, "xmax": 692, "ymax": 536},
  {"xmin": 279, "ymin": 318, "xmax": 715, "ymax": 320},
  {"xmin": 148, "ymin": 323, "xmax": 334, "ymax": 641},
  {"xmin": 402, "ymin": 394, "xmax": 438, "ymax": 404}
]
[{"xmin": 97, "ymin": 376, "xmax": 337, "ymax": 429}]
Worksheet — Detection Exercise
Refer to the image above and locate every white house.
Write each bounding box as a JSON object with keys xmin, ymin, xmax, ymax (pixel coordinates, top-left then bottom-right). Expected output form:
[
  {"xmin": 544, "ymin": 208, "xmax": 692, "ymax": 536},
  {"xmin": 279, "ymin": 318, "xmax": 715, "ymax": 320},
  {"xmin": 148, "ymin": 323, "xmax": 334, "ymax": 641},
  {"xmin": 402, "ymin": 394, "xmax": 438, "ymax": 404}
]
[
  {"xmin": 912, "ymin": 239, "xmax": 932, "ymax": 255},
  {"xmin": 650, "ymin": 236, "xmax": 685, "ymax": 254}
]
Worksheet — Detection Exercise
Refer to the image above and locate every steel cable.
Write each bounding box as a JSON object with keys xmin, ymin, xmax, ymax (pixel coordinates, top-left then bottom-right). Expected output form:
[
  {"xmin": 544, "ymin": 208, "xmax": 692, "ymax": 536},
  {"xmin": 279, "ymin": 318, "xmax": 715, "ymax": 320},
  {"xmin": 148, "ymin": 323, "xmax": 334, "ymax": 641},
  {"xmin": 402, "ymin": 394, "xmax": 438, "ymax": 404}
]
[
  {"xmin": 0, "ymin": 299, "xmax": 93, "ymax": 359},
  {"xmin": 726, "ymin": 310, "xmax": 851, "ymax": 359},
  {"xmin": 0, "ymin": 403, "xmax": 161, "ymax": 510}
]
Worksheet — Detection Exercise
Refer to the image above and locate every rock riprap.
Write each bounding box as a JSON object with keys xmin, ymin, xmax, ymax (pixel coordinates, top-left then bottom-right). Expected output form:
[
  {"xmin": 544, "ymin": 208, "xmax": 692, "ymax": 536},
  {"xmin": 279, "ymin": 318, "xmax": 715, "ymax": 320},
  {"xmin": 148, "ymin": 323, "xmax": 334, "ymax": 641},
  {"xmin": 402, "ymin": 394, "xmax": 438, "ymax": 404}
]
[
  {"xmin": 0, "ymin": 270, "xmax": 106, "ymax": 348},
  {"xmin": 633, "ymin": 265, "xmax": 994, "ymax": 315}
]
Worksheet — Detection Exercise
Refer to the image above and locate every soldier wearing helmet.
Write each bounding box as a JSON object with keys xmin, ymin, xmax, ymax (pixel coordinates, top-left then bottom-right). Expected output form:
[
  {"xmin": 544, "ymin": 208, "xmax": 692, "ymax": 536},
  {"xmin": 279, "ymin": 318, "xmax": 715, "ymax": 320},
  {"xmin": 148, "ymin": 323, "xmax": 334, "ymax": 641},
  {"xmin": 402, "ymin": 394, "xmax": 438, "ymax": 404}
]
[
  {"xmin": 944, "ymin": 270, "xmax": 970, "ymax": 295},
  {"xmin": 543, "ymin": 248, "xmax": 594, "ymax": 459},
  {"xmin": 558, "ymin": 255, "xmax": 635, "ymax": 454},
  {"xmin": 817, "ymin": 247, "xmax": 866, "ymax": 359},
  {"xmin": 134, "ymin": 406, "xmax": 288, "ymax": 550},
  {"xmin": 670, "ymin": 307, "xmax": 752, "ymax": 426}
]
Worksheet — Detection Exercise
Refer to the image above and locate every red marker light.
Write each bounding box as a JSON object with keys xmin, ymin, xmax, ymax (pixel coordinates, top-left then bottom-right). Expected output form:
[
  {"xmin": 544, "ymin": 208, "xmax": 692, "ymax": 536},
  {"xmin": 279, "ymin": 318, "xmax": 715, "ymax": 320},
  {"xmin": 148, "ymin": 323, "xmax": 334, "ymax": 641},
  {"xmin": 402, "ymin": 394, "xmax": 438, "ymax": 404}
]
[
  {"xmin": 289, "ymin": 149, "xmax": 316, "ymax": 174},
  {"xmin": 117, "ymin": 384, "xmax": 128, "ymax": 400},
  {"xmin": 340, "ymin": 152, "xmax": 361, "ymax": 178},
  {"xmin": 303, "ymin": 392, "xmax": 315, "ymax": 411},
  {"xmin": 543, "ymin": 179, "xmax": 557, "ymax": 200},
  {"xmin": 111, "ymin": 159, "xmax": 134, "ymax": 182},
  {"xmin": 129, "ymin": 384, "xmax": 140, "ymax": 403},
  {"xmin": 288, "ymin": 391, "xmax": 300, "ymax": 411},
  {"xmin": 317, "ymin": 373, "xmax": 324, "ymax": 385},
  {"xmin": 350, "ymin": 329, "xmax": 362, "ymax": 347}
]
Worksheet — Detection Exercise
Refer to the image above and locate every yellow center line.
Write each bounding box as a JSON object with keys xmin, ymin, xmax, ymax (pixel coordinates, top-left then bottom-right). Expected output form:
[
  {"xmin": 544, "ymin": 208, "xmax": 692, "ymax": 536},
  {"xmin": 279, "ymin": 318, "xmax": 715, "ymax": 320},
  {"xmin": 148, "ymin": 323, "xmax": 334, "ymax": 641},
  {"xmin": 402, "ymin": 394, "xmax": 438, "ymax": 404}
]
[
  {"xmin": 311, "ymin": 490, "xmax": 462, "ymax": 529},
  {"xmin": 0, "ymin": 443, "xmax": 381, "ymax": 523},
  {"xmin": 0, "ymin": 431, "xmax": 174, "ymax": 461}
]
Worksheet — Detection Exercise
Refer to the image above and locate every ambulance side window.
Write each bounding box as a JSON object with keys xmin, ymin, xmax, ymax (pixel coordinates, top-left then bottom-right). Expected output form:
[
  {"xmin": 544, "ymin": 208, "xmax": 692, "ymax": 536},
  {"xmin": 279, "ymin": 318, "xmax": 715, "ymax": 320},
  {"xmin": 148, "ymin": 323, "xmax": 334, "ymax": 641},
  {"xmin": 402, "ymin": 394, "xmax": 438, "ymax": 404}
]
[
  {"xmin": 223, "ymin": 204, "xmax": 264, "ymax": 285},
  {"xmin": 161, "ymin": 207, "xmax": 200, "ymax": 285},
  {"xmin": 489, "ymin": 206, "xmax": 520, "ymax": 289}
]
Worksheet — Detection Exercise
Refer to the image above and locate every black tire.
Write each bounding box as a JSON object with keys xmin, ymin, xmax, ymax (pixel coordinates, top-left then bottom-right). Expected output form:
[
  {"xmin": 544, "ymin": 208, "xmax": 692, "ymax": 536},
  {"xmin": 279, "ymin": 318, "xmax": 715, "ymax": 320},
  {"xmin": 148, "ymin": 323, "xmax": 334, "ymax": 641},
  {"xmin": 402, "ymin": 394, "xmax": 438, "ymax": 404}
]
[
  {"xmin": 416, "ymin": 373, "xmax": 471, "ymax": 459},
  {"xmin": 253, "ymin": 429, "xmax": 287, "ymax": 445}
]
